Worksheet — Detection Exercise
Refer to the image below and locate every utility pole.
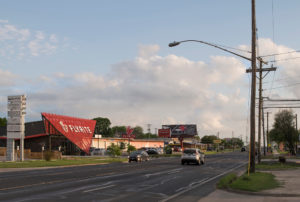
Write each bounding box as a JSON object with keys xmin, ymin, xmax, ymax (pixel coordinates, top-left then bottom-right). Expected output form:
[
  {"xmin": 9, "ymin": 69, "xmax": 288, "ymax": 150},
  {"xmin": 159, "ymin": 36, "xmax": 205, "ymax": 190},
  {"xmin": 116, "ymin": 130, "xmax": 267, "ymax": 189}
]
[
  {"xmin": 262, "ymin": 106, "xmax": 266, "ymax": 156},
  {"xmin": 296, "ymin": 114, "xmax": 298, "ymax": 131},
  {"xmin": 249, "ymin": 0, "xmax": 257, "ymax": 173},
  {"xmin": 267, "ymin": 112, "xmax": 270, "ymax": 152},
  {"xmin": 247, "ymin": 60, "xmax": 276, "ymax": 164},
  {"xmin": 295, "ymin": 114, "xmax": 298, "ymax": 155},
  {"xmin": 232, "ymin": 131, "xmax": 234, "ymax": 152},
  {"xmin": 147, "ymin": 124, "xmax": 151, "ymax": 139},
  {"xmin": 257, "ymin": 59, "xmax": 263, "ymax": 163}
]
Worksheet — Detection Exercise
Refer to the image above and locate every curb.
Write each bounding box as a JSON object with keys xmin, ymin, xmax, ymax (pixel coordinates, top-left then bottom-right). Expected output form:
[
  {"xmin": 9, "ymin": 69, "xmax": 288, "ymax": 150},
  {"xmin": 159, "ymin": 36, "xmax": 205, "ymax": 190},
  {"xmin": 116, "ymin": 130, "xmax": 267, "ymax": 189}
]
[{"xmin": 221, "ymin": 187, "xmax": 300, "ymax": 198}]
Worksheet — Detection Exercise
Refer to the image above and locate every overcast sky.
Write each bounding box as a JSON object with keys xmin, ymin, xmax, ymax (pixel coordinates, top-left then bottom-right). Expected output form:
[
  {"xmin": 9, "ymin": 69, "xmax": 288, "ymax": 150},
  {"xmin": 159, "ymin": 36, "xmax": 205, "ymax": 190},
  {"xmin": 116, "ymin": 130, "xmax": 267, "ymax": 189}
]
[{"xmin": 1, "ymin": 0, "xmax": 300, "ymax": 140}]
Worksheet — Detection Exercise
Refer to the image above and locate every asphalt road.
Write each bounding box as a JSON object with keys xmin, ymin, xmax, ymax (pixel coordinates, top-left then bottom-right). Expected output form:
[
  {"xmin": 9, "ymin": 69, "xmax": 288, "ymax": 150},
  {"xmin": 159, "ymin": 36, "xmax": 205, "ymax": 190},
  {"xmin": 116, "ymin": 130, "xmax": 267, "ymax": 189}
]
[{"xmin": 0, "ymin": 152, "xmax": 248, "ymax": 202}]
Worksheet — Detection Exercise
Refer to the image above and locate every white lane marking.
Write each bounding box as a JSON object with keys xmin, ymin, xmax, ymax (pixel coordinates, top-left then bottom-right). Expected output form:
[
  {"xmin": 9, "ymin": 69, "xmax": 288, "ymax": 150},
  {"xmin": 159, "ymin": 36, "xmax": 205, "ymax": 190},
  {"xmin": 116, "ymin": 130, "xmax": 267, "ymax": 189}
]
[
  {"xmin": 83, "ymin": 184, "xmax": 115, "ymax": 193},
  {"xmin": 145, "ymin": 168, "xmax": 183, "ymax": 178},
  {"xmin": 160, "ymin": 162, "xmax": 247, "ymax": 202},
  {"xmin": 175, "ymin": 178, "xmax": 209, "ymax": 192}
]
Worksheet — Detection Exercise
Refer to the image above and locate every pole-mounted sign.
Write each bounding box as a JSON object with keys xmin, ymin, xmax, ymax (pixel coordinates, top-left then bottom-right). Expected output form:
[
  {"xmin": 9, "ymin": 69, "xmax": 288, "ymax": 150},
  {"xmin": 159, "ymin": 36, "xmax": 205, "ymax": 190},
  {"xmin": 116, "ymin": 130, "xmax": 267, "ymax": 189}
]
[{"xmin": 6, "ymin": 95, "xmax": 26, "ymax": 161}]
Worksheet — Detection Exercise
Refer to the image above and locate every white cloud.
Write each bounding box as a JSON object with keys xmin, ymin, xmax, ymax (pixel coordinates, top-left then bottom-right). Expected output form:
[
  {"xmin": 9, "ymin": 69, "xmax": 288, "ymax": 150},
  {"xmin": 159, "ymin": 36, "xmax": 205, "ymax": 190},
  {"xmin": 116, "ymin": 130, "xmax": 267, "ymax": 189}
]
[
  {"xmin": 7, "ymin": 40, "xmax": 300, "ymax": 138},
  {"xmin": 138, "ymin": 44, "xmax": 160, "ymax": 58},
  {"xmin": 0, "ymin": 69, "xmax": 17, "ymax": 86},
  {"xmin": 0, "ymin": 22, "xmax": 63, "ymax": 59},
  {"xmin": 5, "ymin": 44, "xmax": 249, "ymax": 138},
  {"xmin": 0, "ymin": 19, "xmax": 8, "ymax": 23}
]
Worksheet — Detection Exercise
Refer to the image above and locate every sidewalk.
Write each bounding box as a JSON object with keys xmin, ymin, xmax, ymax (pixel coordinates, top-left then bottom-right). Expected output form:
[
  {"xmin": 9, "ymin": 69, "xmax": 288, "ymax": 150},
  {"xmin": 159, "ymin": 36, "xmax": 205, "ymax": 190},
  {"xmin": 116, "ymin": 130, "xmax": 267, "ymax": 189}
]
[{"xmin": 199, "ymin": 162, "xmax": 300, "ymax": 202}]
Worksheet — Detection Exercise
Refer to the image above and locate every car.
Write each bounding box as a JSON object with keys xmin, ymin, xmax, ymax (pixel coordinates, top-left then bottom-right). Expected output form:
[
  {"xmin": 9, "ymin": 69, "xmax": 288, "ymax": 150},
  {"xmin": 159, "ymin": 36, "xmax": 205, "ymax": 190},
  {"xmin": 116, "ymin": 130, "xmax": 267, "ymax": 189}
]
[
  {"xmin": 128, "ymin": 150, "xmax": 149, "ymax": 163},
  {"xmin": 181, "ymin": 148, "xmax": 205, "ymax": 165},
  {"xmin": 156, "ymin": 147, "xmax": 164, "ymax": 154},
  {"xmin": 91, "ymin": 148, "xmax": 106, "ymax": 156},
  {"xmin": 241, "ymin": 147, "xmax": 246, "ymax": 152},
  {"xmin": 146, "ymin": 148, "xmax": 159, "ymax": 155}
]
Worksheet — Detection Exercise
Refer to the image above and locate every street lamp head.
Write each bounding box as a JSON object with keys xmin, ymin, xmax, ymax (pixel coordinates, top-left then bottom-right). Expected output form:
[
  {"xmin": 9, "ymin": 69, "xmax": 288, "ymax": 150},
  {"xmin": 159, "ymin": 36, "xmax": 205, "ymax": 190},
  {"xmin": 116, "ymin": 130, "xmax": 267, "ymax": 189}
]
[{"xmin": 169, "ymin": 41, "xmax": 180, "ymax": 47}]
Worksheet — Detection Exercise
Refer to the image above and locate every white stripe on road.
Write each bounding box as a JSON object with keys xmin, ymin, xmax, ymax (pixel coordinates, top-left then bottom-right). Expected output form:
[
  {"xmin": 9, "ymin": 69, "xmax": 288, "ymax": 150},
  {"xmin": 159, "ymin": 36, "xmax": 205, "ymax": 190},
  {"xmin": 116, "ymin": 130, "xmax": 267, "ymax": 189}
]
[
  {"xmin": 83, "ymin": 184, "xmax": 115, "ymax": 193},
  {"xmin": 175, "ymin": 178, "xmax": 209, "ymax": 192},
  {"xmin": 145, "ymin": 168, "xmax": 183, "ymax": 178},
  {"xmin": 160, "ymin": 162, "xmax": 247, "ymax": 202}
]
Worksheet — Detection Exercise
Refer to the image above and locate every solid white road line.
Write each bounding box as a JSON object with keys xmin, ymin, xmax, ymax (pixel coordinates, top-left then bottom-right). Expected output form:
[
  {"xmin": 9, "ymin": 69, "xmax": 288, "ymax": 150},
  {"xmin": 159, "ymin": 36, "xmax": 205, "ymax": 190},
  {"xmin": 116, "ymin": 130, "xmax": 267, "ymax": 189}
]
[
  {"xmin": 83, "ymin": 184, "xmax": 115, "ymax": 193},
  {"xmin": 160, "ymin": 162, "xmax": 247, "ymax": 202}
]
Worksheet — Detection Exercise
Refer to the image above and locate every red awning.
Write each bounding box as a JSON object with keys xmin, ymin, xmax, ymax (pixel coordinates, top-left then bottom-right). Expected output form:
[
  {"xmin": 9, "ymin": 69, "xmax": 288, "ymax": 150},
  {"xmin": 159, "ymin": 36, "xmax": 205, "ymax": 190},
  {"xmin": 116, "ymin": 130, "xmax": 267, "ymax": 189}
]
[{"xmin": 42, "ymin": 113, "xmax": 96, "ymax": 154}]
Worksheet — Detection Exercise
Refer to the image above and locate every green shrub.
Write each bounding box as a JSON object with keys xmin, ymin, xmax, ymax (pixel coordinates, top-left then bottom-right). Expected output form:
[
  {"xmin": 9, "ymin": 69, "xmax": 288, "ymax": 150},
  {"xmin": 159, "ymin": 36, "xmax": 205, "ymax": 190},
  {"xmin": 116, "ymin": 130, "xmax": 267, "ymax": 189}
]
[
  {"xmin": 127, "ymin": 144, "xmax": 136, "ymax": 154},
  {"xmin": 44, "ymin": 150, "xmax": 54, "ymax": 161},
  {"xmin": 164, "ymin": 146, "xmax": 172, "ymax": 154},
  {"xmin": 120, "ymin": 142, "xmax": 126, "ymax": 150},
  {"xmin": 107, "ymin": 143, "xmax": 121, "ymax": 157}
]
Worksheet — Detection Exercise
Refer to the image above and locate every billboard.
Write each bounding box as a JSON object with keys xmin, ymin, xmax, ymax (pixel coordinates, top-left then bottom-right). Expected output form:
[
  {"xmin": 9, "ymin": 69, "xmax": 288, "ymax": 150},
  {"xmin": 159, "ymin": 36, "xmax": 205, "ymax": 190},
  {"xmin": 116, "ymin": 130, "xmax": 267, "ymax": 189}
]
[
  {"xmin": 42, "ymin": 113, "xmax": 96, "ymax": 154},
  {"xmin": 161, "ymin": 124, "xmax": 197, "ymax": 138},
  {"xmin": 158, "ymin": 129, "xmax": 171, "ymax": 138}
]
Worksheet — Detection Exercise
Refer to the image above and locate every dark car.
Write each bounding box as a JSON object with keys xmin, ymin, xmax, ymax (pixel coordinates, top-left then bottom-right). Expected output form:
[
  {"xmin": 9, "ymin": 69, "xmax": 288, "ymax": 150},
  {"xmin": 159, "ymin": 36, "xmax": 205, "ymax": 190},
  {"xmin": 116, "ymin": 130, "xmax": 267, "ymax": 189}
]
[
  {"xmin": 128, "ymin": 150, "xmax": 149, "ymax": 163},
  {"xmin": 241, "ymin": 147, "xmax": 246, "ymax": 152},
  {"xmin": 146, "ymin": 148, "xmax": 159, "ymax": 155}
]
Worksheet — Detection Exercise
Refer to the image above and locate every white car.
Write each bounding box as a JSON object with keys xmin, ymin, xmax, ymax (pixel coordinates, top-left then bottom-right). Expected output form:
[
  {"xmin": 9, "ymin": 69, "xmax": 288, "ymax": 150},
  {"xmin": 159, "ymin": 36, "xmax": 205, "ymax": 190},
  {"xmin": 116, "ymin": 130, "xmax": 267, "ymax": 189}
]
[{"xmin": 181, "ymin": 148, "xmax": 205, "ymax": 165}]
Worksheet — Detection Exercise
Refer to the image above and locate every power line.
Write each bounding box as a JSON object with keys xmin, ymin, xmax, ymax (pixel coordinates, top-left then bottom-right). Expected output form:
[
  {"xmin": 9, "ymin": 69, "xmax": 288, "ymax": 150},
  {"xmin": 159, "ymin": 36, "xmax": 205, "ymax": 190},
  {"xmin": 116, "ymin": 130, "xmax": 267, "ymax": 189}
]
[
  {"xmin": 265, "ymin": 81, "xmax": 300, "ymax": 90},
  {"xmin": 269, "ymin": 56, "xmax": 300, "ymax": 63},
  {"xmin": 260, "ymin": 50, "xmax": 300, "ymax": 58}
]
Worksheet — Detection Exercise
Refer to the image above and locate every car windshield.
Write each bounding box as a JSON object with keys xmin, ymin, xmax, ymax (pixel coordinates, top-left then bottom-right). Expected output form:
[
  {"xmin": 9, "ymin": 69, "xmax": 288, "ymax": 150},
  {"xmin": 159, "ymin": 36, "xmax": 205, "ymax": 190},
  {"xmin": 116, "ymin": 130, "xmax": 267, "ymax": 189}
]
[{"xmin": 184, "ymin": 149, "xmax": 196, "ymax": 154}]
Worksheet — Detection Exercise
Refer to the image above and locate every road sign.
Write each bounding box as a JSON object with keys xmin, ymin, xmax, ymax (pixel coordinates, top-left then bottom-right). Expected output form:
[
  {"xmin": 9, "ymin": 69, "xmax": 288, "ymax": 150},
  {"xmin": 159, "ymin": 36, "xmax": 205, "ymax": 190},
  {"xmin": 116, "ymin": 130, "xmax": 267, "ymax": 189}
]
[
  {"xmin": 8, "ymin": 111, "xmax": 26, "ymax": 117},
  {"xmin": 7, "ymin": 125, "xmax": 25, "ymax": 132},
  {"xmin": 7, "ymin": 131, "xmax": 24, "ymax": 139},
  {"xmin": 8, "ymin": 117, "xmax": 24, "ymax": 124},
  {"xmin": 213, "ymin": 139, "xmax": 222, "ymax": 144}
]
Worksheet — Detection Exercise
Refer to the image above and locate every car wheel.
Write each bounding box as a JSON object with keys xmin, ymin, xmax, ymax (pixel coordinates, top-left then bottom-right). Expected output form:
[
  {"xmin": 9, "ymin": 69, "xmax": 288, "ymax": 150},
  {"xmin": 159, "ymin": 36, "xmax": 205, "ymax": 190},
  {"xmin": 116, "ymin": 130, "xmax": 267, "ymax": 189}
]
[
  {"xmin": 197, "ymin": 159, "xmax": 200, "ymax": 165},
  {"xmin": 128, "ymin": 160, "xmax": 131, "ymax": 163}
]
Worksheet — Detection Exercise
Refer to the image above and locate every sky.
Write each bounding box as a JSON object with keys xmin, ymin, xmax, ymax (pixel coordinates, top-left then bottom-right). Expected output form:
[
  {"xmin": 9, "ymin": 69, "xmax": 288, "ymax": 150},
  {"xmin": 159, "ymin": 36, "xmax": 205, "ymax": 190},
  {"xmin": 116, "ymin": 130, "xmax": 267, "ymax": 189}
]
[{"xmin": 1, "ymin": 0, "xmax": 300, "ymax": 141}]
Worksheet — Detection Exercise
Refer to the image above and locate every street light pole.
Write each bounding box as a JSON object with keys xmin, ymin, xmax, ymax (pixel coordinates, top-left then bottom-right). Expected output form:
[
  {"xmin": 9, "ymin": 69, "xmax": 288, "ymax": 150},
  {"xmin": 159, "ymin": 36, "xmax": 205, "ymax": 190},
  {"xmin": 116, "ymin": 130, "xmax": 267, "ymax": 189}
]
[{"xmin": 169, "ymin": 1, "xmax": 258, "ymax": 174}]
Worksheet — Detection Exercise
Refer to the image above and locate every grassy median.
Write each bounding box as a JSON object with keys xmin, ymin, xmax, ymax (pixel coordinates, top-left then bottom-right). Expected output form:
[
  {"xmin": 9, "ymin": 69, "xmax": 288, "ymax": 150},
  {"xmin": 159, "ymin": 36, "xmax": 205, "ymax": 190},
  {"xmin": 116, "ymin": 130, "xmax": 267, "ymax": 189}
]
[
  {"xmin": 256, "ymin": 161, "xmax": 300, "ymax": 170},
  {"xmin": 218, "ymin": 172, "xmax": 280, "ymax": 192},
  {"xmin": 0, "ymin": 157, "xmax": 127, "ymax": 168}
]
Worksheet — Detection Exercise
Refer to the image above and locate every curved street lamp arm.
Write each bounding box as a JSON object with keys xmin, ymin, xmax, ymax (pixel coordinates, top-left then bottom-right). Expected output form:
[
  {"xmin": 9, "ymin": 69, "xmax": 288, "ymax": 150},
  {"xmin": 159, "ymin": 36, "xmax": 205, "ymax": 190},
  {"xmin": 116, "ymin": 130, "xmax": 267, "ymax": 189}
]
[{"xmin": 169, "ymin": 40, "xmax": 252, "ymax": 62}]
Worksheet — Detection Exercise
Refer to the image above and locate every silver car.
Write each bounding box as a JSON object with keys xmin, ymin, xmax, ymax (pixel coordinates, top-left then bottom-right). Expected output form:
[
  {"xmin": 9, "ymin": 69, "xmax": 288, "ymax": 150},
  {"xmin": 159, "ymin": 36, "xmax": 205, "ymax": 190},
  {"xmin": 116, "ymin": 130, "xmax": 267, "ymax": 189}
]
[{"xmin": 181, "ymin": 148, "xmax": 205, "ymax": 165}]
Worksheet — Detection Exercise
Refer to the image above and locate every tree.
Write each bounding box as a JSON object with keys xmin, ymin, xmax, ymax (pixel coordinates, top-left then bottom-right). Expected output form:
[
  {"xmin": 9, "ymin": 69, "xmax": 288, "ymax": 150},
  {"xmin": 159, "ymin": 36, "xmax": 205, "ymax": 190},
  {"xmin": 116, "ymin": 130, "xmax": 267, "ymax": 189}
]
[
  {"xmin": 0, "ymin": 117, "xmax": 7, "ymax": 127},
  {"xmin": 93, "ymin": 117, "xmax": 112, "ymax": 137},
  {"xmin": 111, "ymin": 126, "xmax": 126, "ymax": 137},
  {"xmin": 269, "ymin": 110, "xmax": 298, "ymax": 155},
  {"xmin": 107, "ymin": 143, "xmax": 121, "ymax": 156},
  {"xmin": 133, "ymin": 126, "xmax": 144, "ymax": 138},
  {"xmin": 201, "ymin": 135, "xmax": 218, "ymax": 144}
]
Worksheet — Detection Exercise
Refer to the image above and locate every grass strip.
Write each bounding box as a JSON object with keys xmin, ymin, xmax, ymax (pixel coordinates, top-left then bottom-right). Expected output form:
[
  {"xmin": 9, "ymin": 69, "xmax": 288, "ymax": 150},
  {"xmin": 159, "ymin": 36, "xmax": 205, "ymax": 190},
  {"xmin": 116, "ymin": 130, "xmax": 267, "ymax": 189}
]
[
  {"xmin": 0, "ymin": 157, "xmax": 127, "ymax": 168},
  {"xmin": 229, "ymin": 172, "xmax": 280, "ymax": 192},
  {"xmin": 256, "ymin": 161, "xmax": 300, "ymax": 170},
  {"xmin": 217, "ymin": 173, "xmax": 237, "ymax": 189}
]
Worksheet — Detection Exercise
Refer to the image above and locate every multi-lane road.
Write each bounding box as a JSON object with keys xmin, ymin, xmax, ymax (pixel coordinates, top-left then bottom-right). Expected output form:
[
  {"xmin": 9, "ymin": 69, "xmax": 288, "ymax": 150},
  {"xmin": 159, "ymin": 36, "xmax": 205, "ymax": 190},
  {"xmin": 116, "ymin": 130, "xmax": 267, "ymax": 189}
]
[{"xmin": 0, "ymin": 152, "xmax": 247, "ymax": 202}]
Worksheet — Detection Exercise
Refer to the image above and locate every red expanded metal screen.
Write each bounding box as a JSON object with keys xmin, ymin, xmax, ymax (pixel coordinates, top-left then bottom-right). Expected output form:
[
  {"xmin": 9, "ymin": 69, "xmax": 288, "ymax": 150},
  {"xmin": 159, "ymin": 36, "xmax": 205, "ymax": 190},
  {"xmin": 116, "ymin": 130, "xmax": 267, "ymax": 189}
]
[{"xmin": 42, "ymin": 113, "xmax": 96, "ymax": 154}]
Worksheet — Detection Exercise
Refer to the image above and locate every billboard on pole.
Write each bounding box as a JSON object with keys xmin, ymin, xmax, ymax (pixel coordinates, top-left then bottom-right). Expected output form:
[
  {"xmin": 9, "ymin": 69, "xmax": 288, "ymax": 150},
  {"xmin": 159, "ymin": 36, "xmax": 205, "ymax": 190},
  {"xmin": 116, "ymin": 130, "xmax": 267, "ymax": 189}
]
[{"xmin": 161, "ymin": 124, "xmax": 197, "ymax": 138}]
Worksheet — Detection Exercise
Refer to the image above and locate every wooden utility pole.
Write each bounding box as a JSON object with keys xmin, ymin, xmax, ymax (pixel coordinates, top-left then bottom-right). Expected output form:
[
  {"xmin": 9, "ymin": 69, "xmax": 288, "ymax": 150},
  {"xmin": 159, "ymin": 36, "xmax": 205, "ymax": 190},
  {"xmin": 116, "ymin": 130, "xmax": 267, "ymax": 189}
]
[
  {"xmin": 250, "ymin": 0, "xmax": 257, "ymax": 173},
  {"xmin": 247, "ymin": 61, "xmax": 276, "ymax": 163},
  {"xmin": 262, "ymin": 106, "xmax": 266, "ymax": 156},
  {"xmin": 258, "ymin": 60, "xmax": 263, "ymax": 163},
  {"xmin": 267, "ymin": 112, "xmax": 270, "ymax": 152}
]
